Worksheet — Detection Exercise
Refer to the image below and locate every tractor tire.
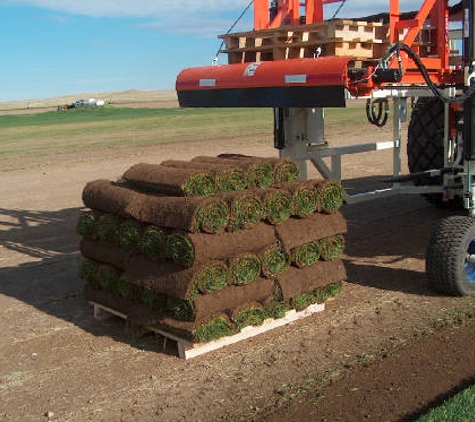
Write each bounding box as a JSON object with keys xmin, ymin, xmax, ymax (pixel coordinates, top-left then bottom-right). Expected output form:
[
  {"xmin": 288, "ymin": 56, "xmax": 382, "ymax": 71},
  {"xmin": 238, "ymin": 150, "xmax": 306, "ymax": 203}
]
[
  {"xmin": 426, "ymin": 215, "xmax": 475, "ymax": 296},
  {"xmin": 407, "ymin": 97, "xmax": 462, "ymax": 208}
]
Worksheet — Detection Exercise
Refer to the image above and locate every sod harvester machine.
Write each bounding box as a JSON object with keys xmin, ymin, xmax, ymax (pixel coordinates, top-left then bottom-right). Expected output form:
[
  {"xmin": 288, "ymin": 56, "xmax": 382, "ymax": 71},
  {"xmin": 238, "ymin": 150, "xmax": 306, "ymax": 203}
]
[{"xmin": 175, "ymin": 0, "xmax": 475, "ymax": 297}]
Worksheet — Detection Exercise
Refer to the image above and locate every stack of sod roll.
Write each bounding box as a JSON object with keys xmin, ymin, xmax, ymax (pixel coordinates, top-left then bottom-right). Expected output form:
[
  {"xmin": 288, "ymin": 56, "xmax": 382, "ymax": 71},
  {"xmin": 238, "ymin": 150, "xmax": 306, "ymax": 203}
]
[{"xmin": 78, "ymin": 154, "xmax": 347, "ymax": 343}]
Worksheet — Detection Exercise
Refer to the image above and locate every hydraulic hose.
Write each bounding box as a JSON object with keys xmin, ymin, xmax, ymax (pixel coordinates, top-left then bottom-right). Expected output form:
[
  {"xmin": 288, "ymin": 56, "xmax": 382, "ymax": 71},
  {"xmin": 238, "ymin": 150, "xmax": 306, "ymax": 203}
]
[{"xmin": 382, "ymin": 42, "xmax": 475, "ymax": 104}]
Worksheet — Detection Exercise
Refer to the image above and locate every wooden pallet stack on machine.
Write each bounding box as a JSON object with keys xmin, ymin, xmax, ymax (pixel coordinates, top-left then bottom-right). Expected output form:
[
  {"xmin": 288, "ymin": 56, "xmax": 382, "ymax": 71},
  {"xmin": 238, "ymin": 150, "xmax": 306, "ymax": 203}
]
[
  {"xmin": 76, "ymin": 154, "xmax": 348, "ymax": 355},
  {"xmin": 218, "ymin": 18, "xmax": 436, "ymax": 65}
]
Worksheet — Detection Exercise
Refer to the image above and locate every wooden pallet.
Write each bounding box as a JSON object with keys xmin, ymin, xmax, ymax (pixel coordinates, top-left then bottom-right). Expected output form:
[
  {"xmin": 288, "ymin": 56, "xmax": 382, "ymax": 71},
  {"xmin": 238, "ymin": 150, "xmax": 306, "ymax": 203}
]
[
  {"xmin": 219, "ymin": 19, "xmax": 436, "ymax": 64},
  {"xmin": 91, "ymin": 301, "xmax": 325, "ymax": 360}
]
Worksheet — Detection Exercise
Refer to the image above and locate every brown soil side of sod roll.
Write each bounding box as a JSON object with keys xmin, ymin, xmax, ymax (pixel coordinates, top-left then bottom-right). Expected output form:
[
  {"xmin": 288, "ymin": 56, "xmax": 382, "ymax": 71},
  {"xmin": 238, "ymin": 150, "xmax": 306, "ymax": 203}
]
[
  {"xmin": 178, "ymin": 222, "xmax": 276, "ymax": 265},
  {"xmin": 275, "ymin": 211, "xmax": 348, "ymax": 251},
  {"xmin": 80, "ymin": 237, "xmax": 131, "ymax": 270},
  {"xmin": 122, "ymin": 163, "xmax": 216, "ymax": 196},
  {"xmin": 82, "ymin": 179, "xmax": 145, "ymax": 219},
  {"xmin": 276, "ymin": 259, "xmax": 347, "ymax": 300},
  {"xmin": 139, "ymin": 193, "xmax": 229, "ymax": 233},
  {"xmin": 84, "ymin": 179, "xmax": 228, "ymax": 233},
  {"xmin": 122, "ymin": 254, "xmax": 221, "ymax": 300}
]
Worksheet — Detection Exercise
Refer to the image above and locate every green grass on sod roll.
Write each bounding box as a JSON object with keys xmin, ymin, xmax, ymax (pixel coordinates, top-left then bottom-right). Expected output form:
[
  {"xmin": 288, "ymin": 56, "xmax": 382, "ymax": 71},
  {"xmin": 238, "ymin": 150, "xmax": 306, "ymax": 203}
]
[
  {"xmin": 260, "ymin": 244, "xmax": 291, "ymax": 278},
  {"xmin": 166, "ymin": 233, "xmax": 195, "ymax": 268},
  {"xmin": 292, "ymin": 280, "xmax": 344, "ymax": 310},
  {"xmin": 216, "ymin": 168, "xmax": 247, "ymax": 192},
  {"xmin": 229, "ymin": 194, "xmax": 264, "ymax": 231},
  {"xmin": 291, "ymin": 241, "xmax": 322, "ymax": 267},
  {"xmin": 117, "ymin": 279, "xmax": 142, "ymax": 302},
  {"xmin": 96, "ymin": 214, "xmax": 120, "ymax": 245},
  {"xmin": 234, "ymin": 306, "xmax": 266, "ymax": 329},
  {"xmin": 319, "ymin": 234, "xmax": 345, "ymax": 261},
  {"xmin": 96, "ymin": 265, "xmax": 121, "ymax": 295},
  {"xmin": 195, "ymin": 198, "xmax": 230, "ymax": 233},
  {"xmin": 141, "ymin": 226, "xmax": 167, "ymax": 261},
  {"xmin": 230, "ymin": 253, "xmax": 261, "ymax": 285},
  {"xmin": 246, "ymin": 163, "xmax": 273, "ymax": 188},
  {"xmin": 264, "ymin": 191, "xmax": 293, "ymax": 224},
  {"xmin": 76, "ymin": 211, "xmax": 96, "ymax": 238},
  {"xmin": 273, "ymin": 159, "xmax": 300, "ymax": 184},
  {"xmin": 316, "ymin": 280, "xmax": 343, "ymax": 302},
  {"xmin": 167, "ymin": 297, "xmax": 196, "ymax": 321},
  {"xmin": 142, "ymin": 288, "xmax": 168, "ymax": 312},
  {"xmin": 195, "ymin": 261, "xmax": 229, "ymax": 294},
  {"xmin": 118, "ymin": 220, "xmax": 142, "ymax": 253},
  {"xmin": 183, "ymin": 173, "xmax": 217, "ymax": 197},
  {"xmin": 264, "ymin": 299, "xmax": 291, "ymax": 319},
  {"xmin": 317, "ymin": 180, "xmax": 344, "ymax": 214},
  {"xmin": 192, "ymin": 317, "xmax": 235, "ymax": 343},
  {"xmin": 79, "ymin": 259, "xmax": 99, "ymax": 287},
  {"xmin": 292, "ymin": 185, "xmax": 318, "ymax": 216}
]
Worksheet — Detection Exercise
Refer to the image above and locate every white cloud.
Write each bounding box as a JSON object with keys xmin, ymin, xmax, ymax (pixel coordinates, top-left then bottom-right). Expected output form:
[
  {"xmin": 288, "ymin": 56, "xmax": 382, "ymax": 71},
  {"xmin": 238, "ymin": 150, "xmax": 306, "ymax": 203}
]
[{"xmin": 1, "ymin": 0, "xmax": 251, "ymax": 17}]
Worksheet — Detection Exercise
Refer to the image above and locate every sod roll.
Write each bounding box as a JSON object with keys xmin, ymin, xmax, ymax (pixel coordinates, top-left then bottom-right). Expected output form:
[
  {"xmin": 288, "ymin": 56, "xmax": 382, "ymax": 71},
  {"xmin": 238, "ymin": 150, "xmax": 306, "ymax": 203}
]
[
  {"xmin": 161, "ymin": 159, "xmax": 247, "ymax": 193},
  {"xmin": 275, "ymin": 211, "xmax": 347, "ymax": 251},
  {"xmin": 80, "ymin": 237, "xmax": 132, "ymax": 270},
  {"xmin": 250, "ymin": 188, "xmax": 293, "ymax": 225},
  {"xmin": 122, "ymin": 163, "xmax": 217, "ymax": 197},
  {"xmin": 76, "ymin": 210, "xmax": 98, "ymax": 239},
  {"xmin": 276, "ymin": 180, "xmax": 318, "ymax": 217},
  {"xmin": 290, "ymin": 241, "xmax": 322, "ymax": 268},
  {"xmin": 96, "ymin": 213, "xmax": 120, "ymax": 245},
  {"xmin": 123, "ymin": 254, "xmax": 227, "ymax": 300},
  {"xmin": 228, "ymin": 252, "xmax": 262, "ymax": 286},
  {"xmin": 140, "ymin": 194, "xmax": 230, "ymax": 233},
  {"xmin": 82, "ymin": 179, "xmax": 144, "ymax": 219},
  {"xmin": 277, "ymin": 259, "xmax": 346, "ymax": 301},
  {"xmin": 141, "ymin": 226, "xmax": 167, "ymax": 261},
  {"xmin": 319, "ymin": 234, "xmax": 346, "ymax": 261},
  {"xmin": 315, "ymin": 180, "xmax": 344, "ymax": 214},
  {"xmin": 79, "ymin": 259, "xmax": 100, "ymax": 287},
  {"xmin": 118, "ymin": 219, "xmax": 142, "ymax": 253},
  {"xmin": 193, "ymin": 278, "xmax": 274, "ymax": 323},
  {"xmin": 192, "ymin": 315, "xmax": 235, "ymax": 343},
  {"xmin": 192, "ymin": 155, "xmax": 274, "ymax": 188},
  {"xmin": 230, "ymin": 302, "xmax": 266, "ymax": 329},
  {"xmin": 221, "ymin": 190, "xmax": 264, "ymax": 231},
  {"xmin": 259, "ymin": 243, "xmax": 291, "ymax": 278},
  {"xmin": 291, "ymin": 281, "xmax": 343, "ymax": 311},
  {"xmin": 96, "ymin": 264, "xmax": 122, "ymax": 295},
  {"xmin": 218, "ymin": 154, "xmax": 300, "ymax": 184},
  {"xmin": 166, "ymin": 222, "xmax": 276, "ymax": 268}
]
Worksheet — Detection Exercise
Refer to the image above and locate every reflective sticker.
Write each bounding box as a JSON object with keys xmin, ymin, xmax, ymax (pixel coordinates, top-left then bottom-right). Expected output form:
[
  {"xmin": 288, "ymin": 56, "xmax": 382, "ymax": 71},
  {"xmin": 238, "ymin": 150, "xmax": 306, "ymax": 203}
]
[
  {"xmin": 199, "ymin": 79, "xmax": 216, "ymax": 87},
  {"xmin": 285, "ymin": 74, "xmax": 307, "ymax": 84},
  {"xmin": 243, "ymin": 62, "xmax": 262, "ymax": 77}
]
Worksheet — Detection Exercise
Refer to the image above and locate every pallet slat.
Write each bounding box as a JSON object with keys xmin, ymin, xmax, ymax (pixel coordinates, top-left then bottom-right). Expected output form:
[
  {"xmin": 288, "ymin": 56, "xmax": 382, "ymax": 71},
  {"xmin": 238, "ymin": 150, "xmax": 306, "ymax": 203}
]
[{"xmin": 90, "ymin": 301, "xmax": 325, "ymax": 359}]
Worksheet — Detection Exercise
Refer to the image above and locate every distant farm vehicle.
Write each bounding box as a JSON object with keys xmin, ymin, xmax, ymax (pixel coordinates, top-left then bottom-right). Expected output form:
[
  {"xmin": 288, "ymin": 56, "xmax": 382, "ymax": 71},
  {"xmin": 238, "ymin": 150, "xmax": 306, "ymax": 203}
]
[{"xmin": 57, "ymin": 98, "xmax": 105, "ymax": 111}]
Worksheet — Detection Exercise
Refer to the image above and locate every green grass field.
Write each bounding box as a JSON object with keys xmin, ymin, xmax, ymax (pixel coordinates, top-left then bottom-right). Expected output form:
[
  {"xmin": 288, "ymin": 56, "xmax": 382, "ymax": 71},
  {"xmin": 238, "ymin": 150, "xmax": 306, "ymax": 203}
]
[
  {"xmin": 0, "ymin": 104, "xmax": 367, "ymax": 161},
  {"xmin": 414, "ymin": 384, "xmax": 475, "ymax": 422}
]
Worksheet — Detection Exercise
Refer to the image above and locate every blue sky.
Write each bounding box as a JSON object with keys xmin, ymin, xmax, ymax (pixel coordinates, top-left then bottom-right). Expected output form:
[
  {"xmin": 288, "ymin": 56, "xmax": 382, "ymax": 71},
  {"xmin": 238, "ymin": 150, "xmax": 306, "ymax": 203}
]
[{"xmin": 0, "ymin": 0, "xmax": 427, "ymax": 101}]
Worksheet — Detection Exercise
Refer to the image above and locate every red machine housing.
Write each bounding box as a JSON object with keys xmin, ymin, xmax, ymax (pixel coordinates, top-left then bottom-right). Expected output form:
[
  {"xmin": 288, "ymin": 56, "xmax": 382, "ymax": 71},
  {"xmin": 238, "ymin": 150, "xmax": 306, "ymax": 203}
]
[{"xmin": 176, "ymin": 56, "xmax": 352, "ymax": 107}]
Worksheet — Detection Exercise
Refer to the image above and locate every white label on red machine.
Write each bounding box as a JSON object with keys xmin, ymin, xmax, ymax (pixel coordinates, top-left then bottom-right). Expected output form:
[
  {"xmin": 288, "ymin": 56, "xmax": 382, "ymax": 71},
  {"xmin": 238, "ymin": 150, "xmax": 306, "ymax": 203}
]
[
  {"xmin": 285, "ymin": 74, "xmax": 307, "ymax": 84},
  {"xmin": 199, "ymin": 79, "xmax": 216, "ymax": 87},
  {"xmin": 243, "ymin": 62, "xmax": 262, "ymax": 77}
]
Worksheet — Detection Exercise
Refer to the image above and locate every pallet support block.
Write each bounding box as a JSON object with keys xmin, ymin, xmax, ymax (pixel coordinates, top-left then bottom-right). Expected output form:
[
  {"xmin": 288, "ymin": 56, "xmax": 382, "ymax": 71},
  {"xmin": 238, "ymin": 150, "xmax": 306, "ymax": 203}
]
[{"xmin": 90, "ymin": 301, "xmax": 325, "ymax": 359}]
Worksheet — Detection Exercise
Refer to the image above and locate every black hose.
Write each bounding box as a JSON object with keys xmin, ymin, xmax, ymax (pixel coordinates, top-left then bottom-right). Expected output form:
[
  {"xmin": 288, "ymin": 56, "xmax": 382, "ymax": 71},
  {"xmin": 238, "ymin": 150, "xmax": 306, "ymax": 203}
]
[
  {"xmin": 366, "ymin": 98, "xmax": 389, "ymax": 127},
  {"xmin": 382, "ymin": 43, "xmax": 475, "ymax": 104}
]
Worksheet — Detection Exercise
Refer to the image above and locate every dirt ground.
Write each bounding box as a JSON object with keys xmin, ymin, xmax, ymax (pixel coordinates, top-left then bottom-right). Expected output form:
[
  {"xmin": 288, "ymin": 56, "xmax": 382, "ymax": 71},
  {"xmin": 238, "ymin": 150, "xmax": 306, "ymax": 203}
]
[{"xmin": 1, "ymin": 113, "xmax": 475, "ymax": 422}]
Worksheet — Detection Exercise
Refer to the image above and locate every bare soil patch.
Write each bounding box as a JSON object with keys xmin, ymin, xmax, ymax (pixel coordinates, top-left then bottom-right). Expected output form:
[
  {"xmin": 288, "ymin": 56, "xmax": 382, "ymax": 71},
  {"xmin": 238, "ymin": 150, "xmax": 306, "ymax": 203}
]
[{"xmin": 1, "ymin": 99, "xmax": 475, "ymax": 422}]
